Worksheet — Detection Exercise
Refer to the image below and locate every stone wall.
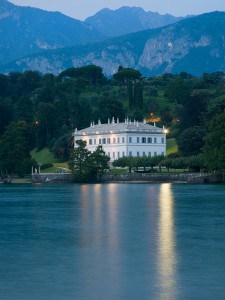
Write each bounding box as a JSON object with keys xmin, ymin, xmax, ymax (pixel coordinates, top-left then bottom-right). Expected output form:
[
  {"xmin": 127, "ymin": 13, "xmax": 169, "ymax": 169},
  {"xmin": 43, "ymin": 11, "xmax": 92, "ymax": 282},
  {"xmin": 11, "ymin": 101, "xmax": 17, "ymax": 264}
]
[
  {"xmin": 32, "ymin": 173, "xmax": 73, "ymax": 183},
  {"xmin": 102, "ymin": 173, "xmax": 223, "ymax": 183}
]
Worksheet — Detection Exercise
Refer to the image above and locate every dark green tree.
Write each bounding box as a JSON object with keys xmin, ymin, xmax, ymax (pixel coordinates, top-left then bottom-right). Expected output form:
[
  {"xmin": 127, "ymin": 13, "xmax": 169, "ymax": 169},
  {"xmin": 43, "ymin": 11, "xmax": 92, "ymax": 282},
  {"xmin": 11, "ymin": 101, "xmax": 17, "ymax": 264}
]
[
  {"xmin": 134, "ymin": 80, "xmax": 143, "ymax": 110},
  {"xmin": 203, "ymin": 111, "xmax": 225, "ymax": 171},
  {"xmin": 0, "ymin": 121, "xmax": 34, "ymax": 175},
  {"xmin": 90, "ymin": 146, "xmax": 110, "ymax": 180},
  {"xmin": 71, "ymin": 140, "xmax": 92, "ymax": 181},
  {"xmin": 177, "ymin": 126, "xmax": 207, "ymax": 156}
]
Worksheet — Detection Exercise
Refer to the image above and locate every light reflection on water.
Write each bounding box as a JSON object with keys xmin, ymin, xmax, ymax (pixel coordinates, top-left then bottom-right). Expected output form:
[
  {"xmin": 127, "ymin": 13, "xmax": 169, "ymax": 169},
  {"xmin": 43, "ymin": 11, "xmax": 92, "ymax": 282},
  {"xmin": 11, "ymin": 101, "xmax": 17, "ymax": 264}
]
[{"xmin": 158, "ymin": 183, "xmax": 177, "ymax": 300}]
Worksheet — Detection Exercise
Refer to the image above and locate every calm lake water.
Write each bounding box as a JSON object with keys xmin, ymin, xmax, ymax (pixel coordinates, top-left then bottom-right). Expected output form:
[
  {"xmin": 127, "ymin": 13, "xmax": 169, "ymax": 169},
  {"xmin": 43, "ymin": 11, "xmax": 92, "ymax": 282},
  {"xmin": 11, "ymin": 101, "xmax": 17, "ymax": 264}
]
[{"xmin": 0, "ymin": 183, "xmax": 225, "ymax": 300}]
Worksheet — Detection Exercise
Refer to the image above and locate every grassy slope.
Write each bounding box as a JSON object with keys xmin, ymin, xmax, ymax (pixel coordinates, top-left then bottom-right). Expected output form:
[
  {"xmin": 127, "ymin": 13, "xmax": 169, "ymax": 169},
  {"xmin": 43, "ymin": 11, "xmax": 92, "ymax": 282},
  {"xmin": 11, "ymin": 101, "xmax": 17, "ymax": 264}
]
[
  {"xmin": 166, "ymin": 139, "xmax": 178, "ymax": 155},
  {"xmin": 31, "ymin": 148, "xmax": 69, "ymax": 173}
]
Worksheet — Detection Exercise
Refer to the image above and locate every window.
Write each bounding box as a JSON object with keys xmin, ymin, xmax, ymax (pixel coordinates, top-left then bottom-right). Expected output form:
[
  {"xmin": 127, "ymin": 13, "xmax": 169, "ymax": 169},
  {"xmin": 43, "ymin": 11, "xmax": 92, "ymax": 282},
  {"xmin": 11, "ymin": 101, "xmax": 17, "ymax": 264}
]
[
  {"xmin": 117, "ymin": 137, "xmax": 120, "ymax": 144},
  {"xmin": 113, "ymin": 152, "xmax": 115, "ymax": 159},
  {"xmin": 154, "ymin": 137, "xmax": 157, "ymax": 143},
  {"xmin": 161, "ymin": 152, "xmax": 165, "ymax": 156},
  {"xmin": 108, "ymin": 152, "xmax": 110, "ymax": 158},
  {"xmin": 148, "ymin": 152, "xmax": 151, "ymax": 157},
  {"xmin": 122, "ymin": 137, "xmax": 125, "ymax": 143},
  {"xmin": 122, "ymin": 152, "xmax": 125, "ymax": 157},
  {"xmin": 148, "ymin": 137, "xmax": 152, "ymax": 143},
  {"xmin": 113, "ymin": 138, "xmax": 116, "ymax": 144},
  {"xmin": 154, "ymin": 152, "xmax": 157, "ymax": 157},
  {"xmin": 102, "ymin": 138, "xmax": 106, "ymax": 144},
  {"xmin": 89, "ymin": 139, "xmax": 92, "ymax": 145},
  {"xmin": 129, "ymin": 137, "xmax": 132, "ymax": 143},
  {"xmin": 137, "ymin": 137, "xmax": 140, "ymax": 143},
  {"xmin": 161, "ymin": 137, "xmax": 165, "ymax": 144},
  {"xmin": 117, "ymin": 152, "xmax": 120, "ymax": 158},
  {"xmin": 142, "ymin": 137, "xmax": 146, "ymax": 143},
  {"xmin": 129, "ymin": 151, "xmax": 132, "ymax": 157},
  {"xmin": 99, "ymin": 139, "xmax": 102, "ymax": 145},
  {"xmin": 94, "ymin": 139, "xmax": 96, "ymax": 145},
  {"xmin": 143, "ymin": 152, "xmax": 146, "ymax": 157},
  {"xmin": 137, "ymin": 151, "xmax": 140, "ymax": 157},
  {"xmin": 107, "ymin": 138, "xmax": 111, "ymax": 144}
]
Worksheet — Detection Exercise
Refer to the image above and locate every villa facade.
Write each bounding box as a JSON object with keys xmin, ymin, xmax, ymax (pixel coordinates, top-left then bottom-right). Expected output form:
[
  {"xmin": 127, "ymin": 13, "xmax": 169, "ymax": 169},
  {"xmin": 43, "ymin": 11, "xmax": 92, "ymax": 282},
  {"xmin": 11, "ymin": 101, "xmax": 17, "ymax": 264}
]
[{"xmin": 74, "ymin": 118, "xmax": 167, "ymax": 161}]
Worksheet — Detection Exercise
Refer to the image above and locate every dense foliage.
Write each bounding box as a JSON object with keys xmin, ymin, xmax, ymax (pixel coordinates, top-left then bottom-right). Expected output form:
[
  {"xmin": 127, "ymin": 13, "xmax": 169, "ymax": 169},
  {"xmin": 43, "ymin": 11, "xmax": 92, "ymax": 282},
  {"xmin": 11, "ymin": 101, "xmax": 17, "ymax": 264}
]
[
  {"xmin": 70, "ymin": 140, "xmax": 110, "ymax": 182},
  {"xmin": 1, "ymin": 65, "xmax": 225, "ymax": 175}
]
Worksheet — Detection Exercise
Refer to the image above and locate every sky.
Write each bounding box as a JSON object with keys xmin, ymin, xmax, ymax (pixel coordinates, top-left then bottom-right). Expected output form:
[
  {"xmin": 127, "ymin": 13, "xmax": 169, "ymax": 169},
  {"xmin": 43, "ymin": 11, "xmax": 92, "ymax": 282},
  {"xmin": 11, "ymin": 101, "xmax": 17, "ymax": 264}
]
[{"xmin": 10, "ymin": 0, "xmax": 225, "ymax": 20}]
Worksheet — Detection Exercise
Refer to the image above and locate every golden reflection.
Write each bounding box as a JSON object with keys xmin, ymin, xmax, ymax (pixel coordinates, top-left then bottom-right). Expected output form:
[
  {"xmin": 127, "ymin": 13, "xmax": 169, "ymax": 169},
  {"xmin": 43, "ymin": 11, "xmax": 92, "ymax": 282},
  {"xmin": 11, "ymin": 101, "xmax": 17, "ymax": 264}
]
[
  {"xmin": 93, "ymin": 184, "xmax": 103, "ymax": 229},
  {"xmin": 158, "ymin": 183, "xmax": 177, "ymax": 300},
  {"xmin": 107, "ymin": 184, "xmax": 119, "ymax": 250}
]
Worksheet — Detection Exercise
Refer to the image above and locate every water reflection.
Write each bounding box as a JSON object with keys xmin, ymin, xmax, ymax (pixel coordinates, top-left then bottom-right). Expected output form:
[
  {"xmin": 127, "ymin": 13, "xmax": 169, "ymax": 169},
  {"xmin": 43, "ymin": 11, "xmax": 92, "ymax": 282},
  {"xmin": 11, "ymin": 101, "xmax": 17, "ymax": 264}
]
[{"xmin": 158, "ymin": 183, "xmax": 178, "ymax": 300}]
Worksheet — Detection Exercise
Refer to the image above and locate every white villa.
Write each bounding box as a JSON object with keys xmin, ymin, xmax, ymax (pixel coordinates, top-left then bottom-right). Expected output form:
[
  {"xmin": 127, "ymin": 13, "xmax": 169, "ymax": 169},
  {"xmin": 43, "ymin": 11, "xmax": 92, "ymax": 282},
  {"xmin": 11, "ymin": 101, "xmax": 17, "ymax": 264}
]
[{"xmin": 74, "ymin": 118, "xmax": 167, "ymax": 161}]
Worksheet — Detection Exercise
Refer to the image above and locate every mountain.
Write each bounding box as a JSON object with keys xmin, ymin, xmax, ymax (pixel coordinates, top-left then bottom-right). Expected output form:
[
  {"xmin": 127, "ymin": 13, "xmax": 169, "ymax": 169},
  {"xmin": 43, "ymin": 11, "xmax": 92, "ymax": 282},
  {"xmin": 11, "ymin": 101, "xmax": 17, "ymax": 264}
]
[
  {"xmin": 85, "ymin": 6, "xmax": 184, "ymax": 37},
  {"xmin": 0, "ymin": 0, "xmax": 104, "ymax": 65},
  {"xmin": 2, "ymin": 12, "xmax": 225, "ymax": 76}
]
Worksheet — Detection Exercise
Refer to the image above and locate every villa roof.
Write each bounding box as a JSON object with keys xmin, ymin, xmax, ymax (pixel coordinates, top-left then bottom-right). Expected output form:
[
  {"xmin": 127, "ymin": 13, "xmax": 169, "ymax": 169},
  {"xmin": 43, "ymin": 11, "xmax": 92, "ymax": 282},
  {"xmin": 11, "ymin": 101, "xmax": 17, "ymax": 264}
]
[{"xmin": 74, "ymin": 119, "xmax": 165, "ymax": 136}]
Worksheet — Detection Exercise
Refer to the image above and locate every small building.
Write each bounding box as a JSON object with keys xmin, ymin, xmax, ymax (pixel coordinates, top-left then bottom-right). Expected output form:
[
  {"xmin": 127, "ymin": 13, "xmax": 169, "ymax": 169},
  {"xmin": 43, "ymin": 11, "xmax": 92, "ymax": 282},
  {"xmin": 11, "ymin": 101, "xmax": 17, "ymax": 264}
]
[{"xmin": 74, "ymin": 118, "xmax": 167, "ymax": 161}]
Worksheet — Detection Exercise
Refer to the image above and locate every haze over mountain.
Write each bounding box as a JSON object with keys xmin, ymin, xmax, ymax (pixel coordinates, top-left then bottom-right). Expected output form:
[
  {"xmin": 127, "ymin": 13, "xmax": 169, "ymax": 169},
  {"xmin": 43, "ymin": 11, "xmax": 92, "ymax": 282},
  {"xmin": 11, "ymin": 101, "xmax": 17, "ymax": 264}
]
[
  {"xmin": 0, "ymin": 0, "xmax": 188, "ymax": 66},
  {"xmin": 3, "ymin": 12, "xmax": 225, "ymax": 76},
  {"xmin": 85, "ymin": 6, "xmax": 184, "ymax": 37},
  {"xmin": 0, "ymin": 0, "xmax": 104, "ymax": 65}
]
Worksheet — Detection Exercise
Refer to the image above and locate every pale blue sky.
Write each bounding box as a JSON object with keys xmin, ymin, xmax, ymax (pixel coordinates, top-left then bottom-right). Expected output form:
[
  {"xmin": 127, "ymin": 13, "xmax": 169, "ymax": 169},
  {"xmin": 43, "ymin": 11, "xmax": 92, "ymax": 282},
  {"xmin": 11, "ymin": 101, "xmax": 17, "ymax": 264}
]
[{"xmin": 10, "ymin": 0, "xmax": 225, "ymax": 20}]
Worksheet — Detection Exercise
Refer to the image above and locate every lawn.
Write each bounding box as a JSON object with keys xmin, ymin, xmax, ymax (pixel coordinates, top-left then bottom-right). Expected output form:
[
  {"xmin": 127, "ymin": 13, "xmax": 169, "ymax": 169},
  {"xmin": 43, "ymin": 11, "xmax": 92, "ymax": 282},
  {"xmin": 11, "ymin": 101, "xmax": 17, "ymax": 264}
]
[
  {"xmin": 166, "ymin": 139, "xmax": 178, "ymax": 155},
  {"xmin": 31, "ymin": 148, "xmax": 69, "ymax": 173}
]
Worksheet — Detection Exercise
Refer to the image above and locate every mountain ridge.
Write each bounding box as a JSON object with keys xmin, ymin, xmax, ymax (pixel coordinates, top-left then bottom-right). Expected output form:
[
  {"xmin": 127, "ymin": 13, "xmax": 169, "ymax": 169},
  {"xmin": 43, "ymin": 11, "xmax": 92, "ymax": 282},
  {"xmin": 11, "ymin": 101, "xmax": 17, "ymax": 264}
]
[
  {"xmin": 2, "ymin": 11, "xmax": 225, "ymax": 76},
  {"xmin": 0, "ymin": 0, "xmax": 105, "ymax": 65}
]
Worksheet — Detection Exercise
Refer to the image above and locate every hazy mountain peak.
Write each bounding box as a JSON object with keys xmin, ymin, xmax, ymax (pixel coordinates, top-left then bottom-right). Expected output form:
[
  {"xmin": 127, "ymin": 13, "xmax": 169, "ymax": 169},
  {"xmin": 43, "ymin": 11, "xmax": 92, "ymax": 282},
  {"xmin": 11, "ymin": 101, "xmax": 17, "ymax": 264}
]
[{"xmin": 85, "ymin": 6, "xmax": 184, "ymax": 37}]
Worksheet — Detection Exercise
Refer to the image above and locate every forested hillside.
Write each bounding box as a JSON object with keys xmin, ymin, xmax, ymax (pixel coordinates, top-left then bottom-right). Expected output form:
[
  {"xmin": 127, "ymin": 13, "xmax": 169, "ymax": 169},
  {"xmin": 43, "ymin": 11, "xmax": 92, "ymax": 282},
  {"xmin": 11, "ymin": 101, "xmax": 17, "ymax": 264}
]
[{"xmin": 0, "ymin": 65, "xmax": 225, "ymax": 175}]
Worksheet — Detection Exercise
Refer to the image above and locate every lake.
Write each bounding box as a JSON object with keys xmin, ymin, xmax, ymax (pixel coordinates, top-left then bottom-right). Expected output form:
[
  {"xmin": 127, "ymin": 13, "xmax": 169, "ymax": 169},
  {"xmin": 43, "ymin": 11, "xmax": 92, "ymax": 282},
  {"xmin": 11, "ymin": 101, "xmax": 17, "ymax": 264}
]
[{"xmin": 0, "ymin": 183, "xmax": 225, "ymax": 300}]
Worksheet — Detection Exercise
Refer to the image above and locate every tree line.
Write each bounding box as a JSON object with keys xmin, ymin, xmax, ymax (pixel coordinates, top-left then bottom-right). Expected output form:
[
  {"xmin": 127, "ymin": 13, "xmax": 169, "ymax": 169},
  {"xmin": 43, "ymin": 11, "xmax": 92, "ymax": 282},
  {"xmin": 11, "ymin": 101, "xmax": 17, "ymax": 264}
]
[{"xmin": 0, "ymin": 65, "xmax": 225, "ymax": 176}]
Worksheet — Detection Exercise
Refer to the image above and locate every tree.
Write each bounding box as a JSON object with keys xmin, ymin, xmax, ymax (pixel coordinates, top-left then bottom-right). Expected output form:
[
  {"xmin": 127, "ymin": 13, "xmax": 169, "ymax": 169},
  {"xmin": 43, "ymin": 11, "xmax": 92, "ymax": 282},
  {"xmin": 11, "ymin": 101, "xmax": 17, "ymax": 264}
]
[
  {"xmin": 113, "ymin": 68, "xmax": 142, "ymax": 84},
  {"xmin": 203, "ymin": 111, "xmax": 225, "ymax": 171},
  {"xmin": 0, "ymin": 121, "xmax": 34, "ymax": 176},
  {"xmin": 177, "ymin": 126, "xmax": 207, "ymax": 156},
  {"xmin": 95, "ymin": 97, "xmax": 125, "ymax": 123},
  {"xmin": 90, "ymin": 146, "xmax": 110, "ymax": 180},
  {"xmin": 70, "ymin": 141, "xmax": 109, "ymax": 181},
  {"xmin": 71, "ymin": 140, "xmax": 92, "ymax": 180},
  {"xmin": 133, "ymin": 81, "xmax": 143, "ymax": 110},
  {"xmin": 53, "ymin": 133, "xmax": 72, "ymax": 161}
]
